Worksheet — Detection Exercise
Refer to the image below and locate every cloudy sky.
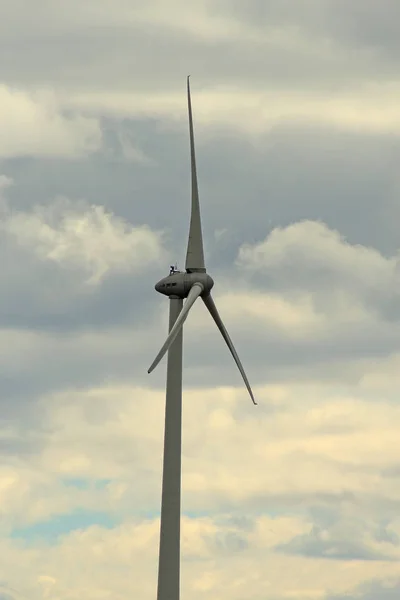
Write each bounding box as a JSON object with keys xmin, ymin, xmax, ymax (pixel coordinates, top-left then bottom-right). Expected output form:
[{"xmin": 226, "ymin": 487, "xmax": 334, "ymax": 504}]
[{"xmin": 2, "ymin": 1, "xmax": 400, "ymax": 598}]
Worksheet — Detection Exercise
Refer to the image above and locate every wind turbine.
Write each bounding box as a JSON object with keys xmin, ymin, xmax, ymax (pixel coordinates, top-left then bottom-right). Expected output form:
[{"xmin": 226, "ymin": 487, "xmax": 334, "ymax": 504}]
[{"xmin": 148, "ymin": 76, "xmax": 257, "ymax": 600}]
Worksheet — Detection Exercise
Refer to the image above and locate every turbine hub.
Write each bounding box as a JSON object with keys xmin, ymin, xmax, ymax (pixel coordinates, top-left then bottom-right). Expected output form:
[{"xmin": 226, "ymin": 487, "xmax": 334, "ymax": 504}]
[{"xmin": 155, "ymin": 270, "xmax": 214, "ymax": 298}]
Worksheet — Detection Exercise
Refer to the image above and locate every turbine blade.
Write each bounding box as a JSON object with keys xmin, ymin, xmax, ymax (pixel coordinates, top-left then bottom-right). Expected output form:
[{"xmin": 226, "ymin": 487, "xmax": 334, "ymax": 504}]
[
  {"xmin": 185, "ymin": 76, "xmax": 206, "ymax": 273},
  {"xmin": 148, "ymin": 283, "xmax": 204, "ymax": 374},
  {"xmin": 202, "ymin": 293, "xmax": 257, "ymax": 405}
]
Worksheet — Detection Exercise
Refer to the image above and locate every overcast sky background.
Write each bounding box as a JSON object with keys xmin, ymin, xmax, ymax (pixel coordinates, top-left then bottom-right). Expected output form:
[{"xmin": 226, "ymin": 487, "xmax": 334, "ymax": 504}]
[{"xmin": 1, "ymin": 1, "xmax": 400, "ymax": 598}]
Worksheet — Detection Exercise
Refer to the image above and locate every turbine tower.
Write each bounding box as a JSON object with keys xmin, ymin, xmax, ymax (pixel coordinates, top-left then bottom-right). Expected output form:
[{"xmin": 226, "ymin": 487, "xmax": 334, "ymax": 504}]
[{"xmin": 148, "ymin": 76, "xmax": 257, "ymax": 600}]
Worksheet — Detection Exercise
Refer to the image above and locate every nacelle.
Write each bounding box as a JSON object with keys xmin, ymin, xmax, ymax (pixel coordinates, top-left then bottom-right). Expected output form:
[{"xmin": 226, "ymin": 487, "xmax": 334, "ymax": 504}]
[{"xmin": 155, "ymin": 271, "xmax": 214, "ymax": 298}]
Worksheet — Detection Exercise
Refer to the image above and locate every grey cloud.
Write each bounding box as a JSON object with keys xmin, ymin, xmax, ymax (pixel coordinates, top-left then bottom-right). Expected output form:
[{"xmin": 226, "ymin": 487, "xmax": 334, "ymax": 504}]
[
  {"xmin": 0, "ymin": 431, "xmax": 43, "ymax": 459},
  {"xmin": 275, "ymin": 509, "xmax": 399, "ymax": 561},
  {"xmin": 275, "ymin": 524, "xmax": 395, "ymax": 561},
  {"xmin": 0, "ymin": 582, "xmax": 18, "ymax": 600},
  {"xmin": 0, "ymin": 1, "xmax": 396, "ymax": 92},
  {"xmin": 2, "ymin": 4, "xmax": 400, "ymax": 597},
  {"xmin": 1, "ymin": 117, "xmax": 188, "ymax": 239},
  {"xmin": 329, "ymin": 579, "xmax": 400, "ymax": 600},
  {"xmin": 1, "ymin": 116, "xmax": 400, "ymax": 439},
  {"xmin": 381, "ymin": 465, "xmax": 400, "ymax": 479},
  {"xmin": 2, "ymin": 117, "xmax": 400, "ymax": 411},
  {"xmin": 218, "ymin": 0, "xmax": 400, "ymax": 58},
  {"xmin": 183, "ymin": 308, "xmax": 400, "ymax": 387},
  {"xmin": 0, "ymin": 255, "xmax": 159, "ymax": 332},
  {"xmin": 4, "ymin": 117, "xmax": 400, "ymax": 256},
  {"xmin": 374, "ymin": 524, "xmax": 399, "ymax": 546},
  {"xmin": 0, "ymin": 324, "xmax": 157, "ymax": 408},
  {"xmin": 315, "ymin": 0, "xmax": 400, "ymax": 57},
  {"xmin": 214, "ymin": 530, "xmax": 249, "ymax": 554},
  {"xmin": 0, "ymin": 174, "xmax": 163, "ymax": 333}
]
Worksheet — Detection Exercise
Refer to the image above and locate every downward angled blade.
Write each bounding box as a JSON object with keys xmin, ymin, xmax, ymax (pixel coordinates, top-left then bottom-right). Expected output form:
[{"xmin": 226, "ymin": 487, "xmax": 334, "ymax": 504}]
[
  {"xmin": 185, "ymin": 76, "xmax": 206, "ymax": 273},
  {"xmin": 203, "ymin": 293, "xmax": 257, "ymax": 405},
  {"xmin": 148, "ymin": 283, "xmax": 204, "ymax": 374}
]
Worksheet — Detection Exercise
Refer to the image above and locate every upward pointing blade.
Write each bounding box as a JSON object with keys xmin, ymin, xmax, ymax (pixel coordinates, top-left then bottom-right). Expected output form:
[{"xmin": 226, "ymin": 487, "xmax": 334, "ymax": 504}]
[{"xmin": 185, "ymin": 76, "xmax": 206, "ymax": 273}]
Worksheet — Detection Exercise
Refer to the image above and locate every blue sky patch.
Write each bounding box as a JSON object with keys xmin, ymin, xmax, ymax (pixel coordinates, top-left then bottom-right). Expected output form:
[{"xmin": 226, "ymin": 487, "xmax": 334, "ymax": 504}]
[{"xmin": 10, "ymin": 509, "xmax": 118, "ymax": 543}]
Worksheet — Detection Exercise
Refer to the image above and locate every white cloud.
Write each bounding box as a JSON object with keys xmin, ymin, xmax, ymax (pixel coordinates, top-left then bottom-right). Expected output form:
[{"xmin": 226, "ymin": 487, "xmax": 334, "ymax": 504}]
[
  {"xmin": 232, "ymin": 220, "xmax": 400, "ymax": 334},
  {"xmin": 1, "ymin": 512, "xmax": 400, "ymax": 599},
  {"xmin": 7, "ymin": 379, "xmax": 400, "ymax": 514},
  {"xmin": 178, "ymin": 222, "xmax": 400, "ymax": 370},
  {"xmin": 2, "ymin": 1, "xmax": 400, "ymax": 140},
  {"xmin": 237, "ymin": 220, "xmax": 397, "ymax": 288},
  {"xmin": 0, "ymin": 85, "xmax": 101, "ymax": 158},
  {"xmin": 0, "ymin": 186, "xmax": 163, "ymax": 284},
  {"xmin": 2, "ymin": 0, "xmax": 400, "ymax": 145},
  {"xmin": 2, "ymin": 2, "xmax": 400, "ymax": 596},
  {"xmin": 0, "ymin": 174, "xmax": 13, "ymax": 192},
  {"xmin": 0, "ymin": 0, "xmax": 274, "ymax": 43},
  {"xmin": 2, "ymin": 336, "xmax": 400, "ymax": 598},
  {"xmin": 210, "ymin": 290, "xmax": 334, "ymax": 339},
  {"xmin": 65, "ymin": 83, "xmax": 400, "ymax": 137}
]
